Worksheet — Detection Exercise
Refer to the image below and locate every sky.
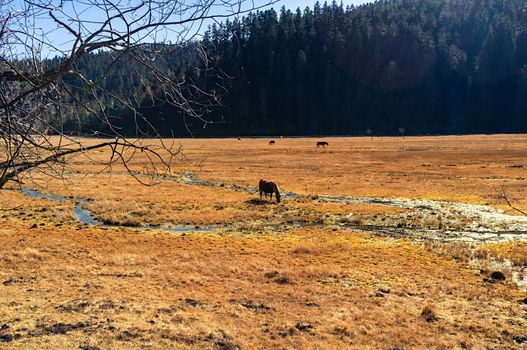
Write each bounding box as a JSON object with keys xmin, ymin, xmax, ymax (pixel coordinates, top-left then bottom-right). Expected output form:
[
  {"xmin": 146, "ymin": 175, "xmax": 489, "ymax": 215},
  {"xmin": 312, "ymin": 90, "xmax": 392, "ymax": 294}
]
[
  {"xmin": 281, "ymin": 0, "xmax": 371, "ymax": 10},
  {"xmin": 7, "ymin": 0, "xmax": 373, "ymax": 58}
]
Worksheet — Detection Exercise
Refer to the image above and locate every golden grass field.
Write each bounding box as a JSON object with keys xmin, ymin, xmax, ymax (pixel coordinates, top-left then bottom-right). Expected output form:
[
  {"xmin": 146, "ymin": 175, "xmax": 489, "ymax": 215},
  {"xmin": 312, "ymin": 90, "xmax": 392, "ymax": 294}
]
[{"xmin": 1, "ymin": 135, "xmax": 527, "ymax": 349}]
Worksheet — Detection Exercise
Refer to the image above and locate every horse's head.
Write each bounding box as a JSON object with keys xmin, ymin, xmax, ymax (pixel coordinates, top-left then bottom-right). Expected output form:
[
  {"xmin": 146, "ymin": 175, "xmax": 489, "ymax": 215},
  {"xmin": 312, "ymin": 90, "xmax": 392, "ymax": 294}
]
[{"xmin": 275, "ymin": 190, "xmax": 281, "ymax": 203}]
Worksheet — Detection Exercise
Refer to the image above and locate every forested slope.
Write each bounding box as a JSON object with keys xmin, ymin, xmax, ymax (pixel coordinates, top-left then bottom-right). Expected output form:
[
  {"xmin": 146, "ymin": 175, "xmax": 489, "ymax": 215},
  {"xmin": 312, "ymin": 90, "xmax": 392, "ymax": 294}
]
[{"xmin": 61, "ymin": 0, "xmax": 527, "ymax": 136}]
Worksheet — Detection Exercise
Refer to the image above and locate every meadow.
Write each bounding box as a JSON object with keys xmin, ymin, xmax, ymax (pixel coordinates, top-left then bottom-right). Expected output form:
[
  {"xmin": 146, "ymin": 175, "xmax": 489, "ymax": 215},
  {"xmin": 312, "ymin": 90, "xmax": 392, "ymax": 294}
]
[{"xmin": 0, "ymin": 135, "xmax": 526, "ymax": 349}]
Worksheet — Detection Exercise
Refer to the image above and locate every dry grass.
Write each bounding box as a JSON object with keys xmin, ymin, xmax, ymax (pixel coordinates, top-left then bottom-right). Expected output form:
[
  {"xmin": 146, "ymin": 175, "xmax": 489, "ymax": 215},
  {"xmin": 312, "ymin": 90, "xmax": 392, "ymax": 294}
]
[
  {"xmin": 479, "ymin": 242, "xmax": 527, "ymax": 267},
  {"xmin": 161, "ymin": 135, "xmax": 527, "ymax": 208},
  {"xmin": 0, "ymin": 135, "xmax": 526, "ymax": 349},
  {"xmin": 18, "ymin": 134, "xmax": 527, "ymax": 207},
  {"xmin": 423, "ymin": 241, "xmax": 527, "ymax": 268},
  {"xmin": 0, "ymin": 223, "xmax": 525, "ymax": 349}
]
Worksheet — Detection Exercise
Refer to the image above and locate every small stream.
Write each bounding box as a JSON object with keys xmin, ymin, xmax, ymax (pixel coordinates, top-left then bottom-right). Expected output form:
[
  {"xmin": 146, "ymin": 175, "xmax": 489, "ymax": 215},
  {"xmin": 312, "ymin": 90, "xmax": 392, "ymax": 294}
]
[
  {"xmin": 20, "ymin": 188, "xmax": 221, "ymax": 233},
  {"xmin": 17, "ymin": 172, "xmax": 527, "ymax": 242},
  {"xmin": 317, "ymin": 195, "xmax": 527, "ymax": 242},
  {"xmin": 21, "ymin": 188, "xmax": 102, "ymax": 226},
  {"xmin": 177, "ymin": 173, "xmax": 527, "ymax": 242}
]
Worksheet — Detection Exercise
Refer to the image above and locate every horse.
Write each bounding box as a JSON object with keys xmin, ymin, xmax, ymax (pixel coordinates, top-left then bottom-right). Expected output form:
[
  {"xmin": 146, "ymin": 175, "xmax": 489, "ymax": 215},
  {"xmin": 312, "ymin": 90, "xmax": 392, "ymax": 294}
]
[
  {"xmin": 269, "ymin": 140, "xmax": 275, "ymax": 145},
  {"xmin": 259, "ymin": 179, "xmax": 281, "ymax": 203},
  {"xmin": 317, "ymin": 141, "xmax": 329, "ymax": 148}
]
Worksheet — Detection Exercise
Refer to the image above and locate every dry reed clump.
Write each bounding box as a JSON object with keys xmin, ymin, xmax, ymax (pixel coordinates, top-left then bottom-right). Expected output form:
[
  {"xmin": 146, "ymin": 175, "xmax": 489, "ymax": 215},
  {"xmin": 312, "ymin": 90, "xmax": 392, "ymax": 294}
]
[
  {"xmin": 477, "ymin": 242, "xmax": 527, "ymax": 268},
  {"xmin": 86, "ymin": 199, "xmax": 150, "ymax": 227},
  {"xmin": 103, "ymin": 253, "xmax": 152, "ymax": 267},
  {"xmin": 290, "ymin": 244, "xmax": 319, "ymax": 255},
  {"xmin": 423, "ymin": 242, "xmax": 478, "ymax": 263},
  {"xmin": 423, "ymin": 241, "xmax": 527, "ymax": 269},
  {"xmin": 0, "ymin": 247, "xmax": 45, "ymax": 264},
  {"xmin": 49, "ymin": 204, "xmax": 78, "ymax": 223},
  {"xmin": 0, "ymin": 202, "xmax": 75, "ymax": 227},
  {"xmin": 420, "ymin": 305, "xmax": 439, "ymax": 323},
  {"xmin": 421, "ymin": 241, "xmax": 527, "ymax": 288}
]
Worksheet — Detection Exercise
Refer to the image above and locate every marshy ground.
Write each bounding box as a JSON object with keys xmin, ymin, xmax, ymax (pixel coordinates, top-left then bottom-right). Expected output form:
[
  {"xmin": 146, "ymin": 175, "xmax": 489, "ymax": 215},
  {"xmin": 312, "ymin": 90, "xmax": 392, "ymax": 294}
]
[{"xmin": 1, "ymin": 135, "xmax": 526, "ymax": 349}]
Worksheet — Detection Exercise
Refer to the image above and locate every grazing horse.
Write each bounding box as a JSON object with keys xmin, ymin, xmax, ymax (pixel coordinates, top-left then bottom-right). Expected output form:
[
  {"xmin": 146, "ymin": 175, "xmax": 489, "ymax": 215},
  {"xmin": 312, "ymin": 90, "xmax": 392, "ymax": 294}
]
[
  {"xmin": 259, "ymin": 179, "xmax": 281, "ymax": 203},
  {"xmin": 269, "ymin": 140, "xmax": 275, "ymax": 145},
  {"xmin": 317, "ymin": 141, "xmax": 329, "ymax": 148}
]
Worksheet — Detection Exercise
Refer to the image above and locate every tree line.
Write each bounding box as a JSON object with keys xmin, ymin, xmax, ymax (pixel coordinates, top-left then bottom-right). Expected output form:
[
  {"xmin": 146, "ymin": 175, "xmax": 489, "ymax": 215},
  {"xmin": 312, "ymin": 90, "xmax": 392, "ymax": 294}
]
[{"xmin": 56, "ymin": 0, "xmax": 527, "ymax": 136}]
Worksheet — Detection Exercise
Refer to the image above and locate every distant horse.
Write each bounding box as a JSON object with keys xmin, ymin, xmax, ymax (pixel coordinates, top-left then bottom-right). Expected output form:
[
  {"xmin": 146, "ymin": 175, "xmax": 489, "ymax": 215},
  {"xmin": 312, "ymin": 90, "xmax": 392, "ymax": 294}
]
[
  {"xmin": 259, "ymin": 179, "xmax": 281, "ymax": 203},
  {"xmin": 317, "ymin": 141, "xmax": 329, "ymax": 148},
  {"xmin": 269, "ymin": 140, "xmax": 275, "ymax": 145},
  {"xmin": 237, "ymin": 137, "xmax": 242, "ymax": 140}
]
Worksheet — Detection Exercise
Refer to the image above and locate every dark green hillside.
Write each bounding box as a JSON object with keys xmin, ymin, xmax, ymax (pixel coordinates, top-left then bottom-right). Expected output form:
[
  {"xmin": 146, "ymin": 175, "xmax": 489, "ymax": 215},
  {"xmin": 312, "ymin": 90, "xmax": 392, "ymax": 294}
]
[{"xmin": 58, "ymin": 0, "xmax": 527, "ymax": 136}]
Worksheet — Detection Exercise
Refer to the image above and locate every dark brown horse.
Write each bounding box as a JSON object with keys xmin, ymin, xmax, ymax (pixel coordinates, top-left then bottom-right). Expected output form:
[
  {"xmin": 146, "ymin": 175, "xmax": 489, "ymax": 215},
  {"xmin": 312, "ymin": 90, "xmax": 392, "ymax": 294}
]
[
  {"xmin": 269, "ymin": 140, "xmax": 275, "ymax": 145},
  {"xmin": 259, "ymin": 179, "xmax": 281, "ymax": 203},
  {"xmin": 317, "ymin": 141, "xmax": 329, "ymax": 148}
]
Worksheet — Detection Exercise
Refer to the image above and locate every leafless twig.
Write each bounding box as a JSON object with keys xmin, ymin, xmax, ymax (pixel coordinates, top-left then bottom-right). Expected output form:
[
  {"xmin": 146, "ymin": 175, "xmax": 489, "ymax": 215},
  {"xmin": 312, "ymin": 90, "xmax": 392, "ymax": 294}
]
[{"xmin": 501, "ymin": 186, "xmax": 527, "ymax": 216}]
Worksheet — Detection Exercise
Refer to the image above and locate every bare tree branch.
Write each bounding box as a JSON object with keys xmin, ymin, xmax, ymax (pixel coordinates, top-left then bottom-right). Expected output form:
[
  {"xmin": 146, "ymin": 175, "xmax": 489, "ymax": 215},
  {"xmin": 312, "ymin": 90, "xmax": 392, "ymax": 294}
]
[
  {"xmin": 0, "ymin": 0, "xmax": 279, "ymax": 189},
  {"xmin": 501, "ymin": 186, "xmax": 527, "ymax": 216}
]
